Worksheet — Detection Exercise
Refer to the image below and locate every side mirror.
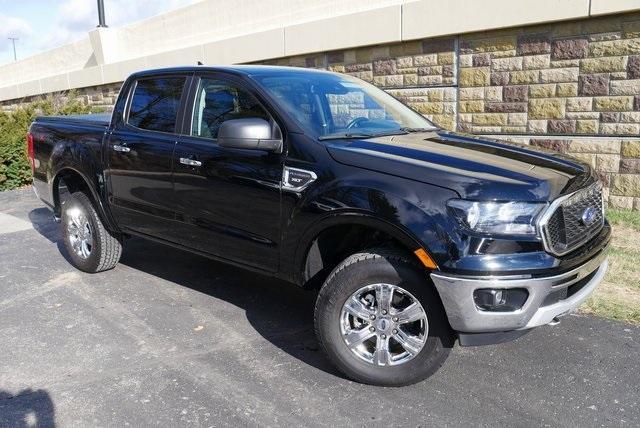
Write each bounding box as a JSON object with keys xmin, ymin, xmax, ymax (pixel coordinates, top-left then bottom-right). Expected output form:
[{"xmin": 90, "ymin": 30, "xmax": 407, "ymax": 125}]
[{"xmin": 217, "ymin": 118, "xmax": 282, "ymax": 153}]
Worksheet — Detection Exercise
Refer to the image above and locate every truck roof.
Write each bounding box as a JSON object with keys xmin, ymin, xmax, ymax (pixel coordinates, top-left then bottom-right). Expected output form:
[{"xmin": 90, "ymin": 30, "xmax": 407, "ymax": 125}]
[{"xmin": 129, "ymin": 65, "xmax": 335, "ymax": 79}]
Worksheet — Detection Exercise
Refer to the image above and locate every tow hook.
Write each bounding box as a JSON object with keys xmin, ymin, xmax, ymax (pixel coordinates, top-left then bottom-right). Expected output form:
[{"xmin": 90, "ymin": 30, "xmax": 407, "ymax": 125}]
[{"xmin": 548, "ymin": 317, "xmax": 561, "ymax": 326}]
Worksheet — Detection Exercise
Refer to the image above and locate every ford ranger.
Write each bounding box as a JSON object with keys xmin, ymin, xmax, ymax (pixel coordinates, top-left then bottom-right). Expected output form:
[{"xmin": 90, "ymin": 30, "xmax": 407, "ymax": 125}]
[{"xmin": 28, "ymin": 66, "xmax": 610, "ymax": 386}]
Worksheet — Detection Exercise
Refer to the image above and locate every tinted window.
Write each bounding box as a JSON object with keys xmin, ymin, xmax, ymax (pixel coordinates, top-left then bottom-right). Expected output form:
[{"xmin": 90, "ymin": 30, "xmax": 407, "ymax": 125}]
[
  {"xmin": 191, "ymin": 78, "xmax": 269, "ymax": 139},
  {"xmin": 255, "ymin": 71, "xmax": 436, "ymax": 138},
  {"xmin": 128, "ymin": 77, "xmax": 186, "ymax": 133}
]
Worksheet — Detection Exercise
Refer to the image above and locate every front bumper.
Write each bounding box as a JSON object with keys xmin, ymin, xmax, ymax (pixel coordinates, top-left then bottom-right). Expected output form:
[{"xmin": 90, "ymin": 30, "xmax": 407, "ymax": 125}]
[{"xmin": 430, "ymin": 247, "xmax": 608, "ymax": 333}]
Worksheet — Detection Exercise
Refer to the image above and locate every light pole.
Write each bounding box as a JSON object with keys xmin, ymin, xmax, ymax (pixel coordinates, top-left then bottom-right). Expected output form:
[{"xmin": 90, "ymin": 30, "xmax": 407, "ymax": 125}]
[
  {"xmin": 97, "ymin": 0, "xmax": 107, "ymax": 27},
  {"xmin": 8, "ymin": 37, "xmax": 18, "ymax": 61}
]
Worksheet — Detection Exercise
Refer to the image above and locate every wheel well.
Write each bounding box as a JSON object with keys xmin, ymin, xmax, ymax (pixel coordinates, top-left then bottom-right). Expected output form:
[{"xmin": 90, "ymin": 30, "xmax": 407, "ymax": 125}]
[
  {"xmin": 301, "ymin": 223, "xmax": 419, "ymax": 290},
  {"xmin": 53, "ymin": 169, "xmax": 96, "ymax": 217}
]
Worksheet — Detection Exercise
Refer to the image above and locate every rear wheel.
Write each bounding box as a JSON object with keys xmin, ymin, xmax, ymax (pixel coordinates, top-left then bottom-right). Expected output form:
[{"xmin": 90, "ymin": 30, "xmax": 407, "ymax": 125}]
[
  {"xmin": 61, "ymin": 192, "xmax": 122, "ymax": 273},
  {"xmin": 314, "ymin": 248, "xmax": 453, "ymax": 386}
]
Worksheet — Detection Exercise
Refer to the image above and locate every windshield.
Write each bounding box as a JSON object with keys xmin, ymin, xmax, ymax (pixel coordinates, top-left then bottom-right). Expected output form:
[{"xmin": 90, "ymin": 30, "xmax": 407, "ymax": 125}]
[{"xmin": 253, "ymin": 71, "xmax": 437, "ymax": 139}]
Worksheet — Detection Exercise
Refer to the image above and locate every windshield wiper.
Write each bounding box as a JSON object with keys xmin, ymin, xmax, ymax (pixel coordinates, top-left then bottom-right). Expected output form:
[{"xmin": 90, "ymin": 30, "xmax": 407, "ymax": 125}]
[
  {"xmin": 318, "ymin": 129, "xmax": 409, "ymax": 141},
  {"xmin": 398, "ymin": 127, "xmax": 437, "ymax": 133}
]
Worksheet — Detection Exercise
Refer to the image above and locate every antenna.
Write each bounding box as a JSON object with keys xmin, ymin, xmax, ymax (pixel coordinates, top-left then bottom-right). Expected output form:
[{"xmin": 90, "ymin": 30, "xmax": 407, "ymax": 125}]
[{"xmin": 8, "ymin": 37, "xmax": 18, "ymax": 61}]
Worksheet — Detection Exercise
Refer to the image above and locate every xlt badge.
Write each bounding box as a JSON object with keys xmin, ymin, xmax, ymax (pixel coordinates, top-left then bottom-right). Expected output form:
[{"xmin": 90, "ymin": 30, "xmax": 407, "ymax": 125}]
[{"xmin": 283, "ymin": 166, "xmax": 317, "ymax": 192}]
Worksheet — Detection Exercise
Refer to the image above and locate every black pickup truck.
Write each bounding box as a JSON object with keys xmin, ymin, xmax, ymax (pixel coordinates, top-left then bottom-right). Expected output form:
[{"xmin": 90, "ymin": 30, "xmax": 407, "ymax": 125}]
[{"xmin": 29, "ymin": 66, "xmax": 610, "ymax": 386}]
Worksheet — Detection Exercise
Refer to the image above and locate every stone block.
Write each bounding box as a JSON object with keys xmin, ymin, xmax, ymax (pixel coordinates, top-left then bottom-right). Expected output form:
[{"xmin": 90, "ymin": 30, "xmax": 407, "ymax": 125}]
[
  {"xmin": 460, "ymin": 35, "xmax": 517, "ymax": 54},
  {"xmin": 620, "ymin": 112, "xmax": 640, "ymax": 123},
  {"xmin": 373, "ymin": 59, "xmax": 397, "ymax": 76},
  {"xmin": 459, "ymin": 87, "xmax": 485, "ymax": 100},
  {"xmin": 548, "ymin": 120, "xmax": 576, "ymax": 134},
  {"xmin": 413, "ymin": 54, "xmax": 438, "ymax": 66},
  {"xmin": 611, "ymin": 175, "xmax": 640, "ymax": 197},
  {"xmin": 551, "ymin": 38, "xmax": 589, "ymax": 60},
  {"xmin": 508, "ymin": 113, "xmax": 528, "ymax": 126},
  {"xmin": 539, "ymin": 67, "xmax": 579, "ymax": 83},
  {"xmin": 509, "ymin": 70, "xmax": 540, "ymax": 84},
  {"xmin": 589, "ymin": 39, "xmax": 640, "ymax": 57},
  {"xmin": 418, "ymin": 75, "xmax": 443, "ymax": 86},
  {"xmin": 596, "ymin": 154, "xmax": 621, "ymax": 172},
  {"xmin": 628, "ymin": 55, "xmax": 640, "ymax": 79},
  {"xmin": 485, "ymin": 86, "xmax": 503, "ymax": 102},
  {"xmin": 609, "ymin": 196, "xmax": 635, "ymax": 209},
  {"xmin": 578, "ymin": 74, "xmax": 609, "ymax": 96},
  {"xmin": 610, "ymin": 80, "xmax": 640, "ymax": 96},
  {"xmin": 410, "ymin": 102, "xmax": 444, "ymax": 114},
  {"xmin": 566, "ymin": 97, "xmax": 593, "ymax": 112},
  {"xmin": 517, "ymin": 33, "xmax": 551, "ymax": 55},
  {"xmin": 568, "ymin": 139, "xmax": 621, "ymax": 154},
  {"xmin": 635, "ymin": 95, "xmax": 640, "ymax": 111},
  {"xmin": 473, "ymin": 53, "xmax": 491, "ymax": 67},
  {"xmin": 622, "ymin": 141, "xmax": 640, "ymax": 157},
  {"xmin": 569, "ymin": 153, "xmax": 597, "ymax": 168},
  {"xmin": 438, "ymin": 52, "xmax": 455, "ymax": 65},
  {"xmin": 620, "ymin": 158, "xmax": 640, "ymax": 173},
  {"xmin": 503, "ymin": 85, "xmax": 528, "ymax": 102},
  {"xmin": 485, "ymin": 102, "xmax": 527, "ymax": 113},
  {"xmin": 529, "ymin": 98, "xmax": 566, "ymax": 119},
  {"xmin": 490, "ymin": 72, "xmax": 510, "ymax": 86},
  {"xmin": 459, "ymin": 54, "xmax": 473, "ymax": 68},
  {"xmin": 492, "ymin": 57, "xmax": 523, "ymax": 71},
  {"xmin": 576, "ymin": 120, "xmax": 599, "ymax": 134},
  {"xmin": 557, "ymin": 83, "xmax": 578, "ymax": 97},
  {"xmin": 459, "ymin": 101, "xmax": 485, "ymax": 113},
  {"xmin": 396, "ymin": 56, "xmax": 414, "ymax": 68},
  {"xmin": 594, "ymin": 96, "xmax": 634, "ymax": 111},
  {"xmin": 528, "ymin": 120, "xmax": 548, "ymax": 133},
  {"xmin": 473, "ymin": 113, "xmax": 508, "ymax": 126},
  {"xmin": 459, "ymin": 68, "xmax": 490, "ymax": 87},
  {"xmin": 529, "ymin": 84, "xmax": 556, "ymax": 98},
  {"xmin": 601, "ymin": 112, "xmax": 620, "ymax": 122},
  {"xmin": 580, "ymin": 56, "xmax": 627, "ymax": 73},
  {"xmin": 530, "ymin": 139, "xmax": 570, "ymax": 152},
  {"xmin": 523, "ymin": 54, "xmax": 551, "ymax": 70}
]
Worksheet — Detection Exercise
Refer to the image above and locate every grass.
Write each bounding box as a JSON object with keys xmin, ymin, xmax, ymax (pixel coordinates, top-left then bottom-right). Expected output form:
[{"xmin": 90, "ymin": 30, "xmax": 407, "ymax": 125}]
[{"xmin": 580, "ymin": 209, "xmax": 640, "ymax": 325}]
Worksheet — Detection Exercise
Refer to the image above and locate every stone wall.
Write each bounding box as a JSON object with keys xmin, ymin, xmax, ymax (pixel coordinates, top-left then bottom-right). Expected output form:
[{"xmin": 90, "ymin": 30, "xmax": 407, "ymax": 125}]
[{"xmin": 2, "ymin": 12, "xmax": 639, "ymax": 209}]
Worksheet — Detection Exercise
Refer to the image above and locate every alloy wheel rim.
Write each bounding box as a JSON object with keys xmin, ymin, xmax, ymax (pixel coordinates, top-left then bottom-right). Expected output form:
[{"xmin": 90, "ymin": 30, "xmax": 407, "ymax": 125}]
[
  {"xmin": 66, "ymin": 208, "xmax": 93, "ymax": 260},
  {"xmin": 339, "ymin": 283, "xmax": 428, "ymax": 366}
]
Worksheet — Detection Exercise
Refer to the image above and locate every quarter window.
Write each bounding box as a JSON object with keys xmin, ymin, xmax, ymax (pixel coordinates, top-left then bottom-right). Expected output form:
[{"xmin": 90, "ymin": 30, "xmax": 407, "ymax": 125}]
[
  {"xmin": 191, "ymin": 78, "xmax": 269, "ymax": 139},
  {"xmin": 128, "ymin": 77, "xmax": 186, "ymax": 133}
]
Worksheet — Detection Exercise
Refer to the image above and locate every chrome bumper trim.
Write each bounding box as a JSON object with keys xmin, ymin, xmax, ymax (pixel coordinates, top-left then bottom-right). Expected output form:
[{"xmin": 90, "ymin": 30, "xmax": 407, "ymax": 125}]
[{"xmin": 430, "ymin": 249, "xmax": 608, "ymax": 333}]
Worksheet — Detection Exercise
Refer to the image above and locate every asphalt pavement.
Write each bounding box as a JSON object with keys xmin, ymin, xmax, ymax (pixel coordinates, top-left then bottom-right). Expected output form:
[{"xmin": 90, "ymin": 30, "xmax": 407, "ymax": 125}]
[{"xmin": 0, "ymin": 188, "xmax": 638, "ymax": 427}]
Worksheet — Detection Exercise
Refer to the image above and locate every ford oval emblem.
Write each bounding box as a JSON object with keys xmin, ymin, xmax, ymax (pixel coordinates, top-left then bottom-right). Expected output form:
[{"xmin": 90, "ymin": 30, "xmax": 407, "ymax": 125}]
[{"xmin": 581, "ymin": 207, "xmax": 597, "ymax": 226}]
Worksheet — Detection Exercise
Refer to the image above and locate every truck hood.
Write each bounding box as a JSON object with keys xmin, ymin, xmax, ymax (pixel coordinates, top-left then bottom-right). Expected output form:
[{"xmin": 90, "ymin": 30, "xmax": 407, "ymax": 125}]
[{"xmin": 325, "ymin": 131, "xmax": 593, "ymax": 202}]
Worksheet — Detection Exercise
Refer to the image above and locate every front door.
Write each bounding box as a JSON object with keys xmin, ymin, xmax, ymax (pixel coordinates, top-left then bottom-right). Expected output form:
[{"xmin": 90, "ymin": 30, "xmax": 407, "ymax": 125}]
[
  {"xmin": 172, "ymin": 75, "xmax": 284, "ymax": 272},
  {"xmin": 106, "ymin": 75, "xmax": 188, "ymax": 239}
]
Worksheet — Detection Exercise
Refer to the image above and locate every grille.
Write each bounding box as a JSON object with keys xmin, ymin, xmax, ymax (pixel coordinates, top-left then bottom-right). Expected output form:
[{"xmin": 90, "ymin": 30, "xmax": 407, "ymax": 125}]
[{"xmin": 541, "ymin": 184, "xmax": 604, "ymax": 256}]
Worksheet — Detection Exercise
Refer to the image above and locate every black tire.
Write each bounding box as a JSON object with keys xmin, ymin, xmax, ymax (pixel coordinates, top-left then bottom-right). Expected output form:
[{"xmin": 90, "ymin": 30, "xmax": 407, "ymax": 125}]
[
  {"xmin": 314, "ymin": 247, "xmax": 454, "ymax": 386},
  {"xmin": 61, "ymin": 191, "xmax": 122, "ymax": 273}
]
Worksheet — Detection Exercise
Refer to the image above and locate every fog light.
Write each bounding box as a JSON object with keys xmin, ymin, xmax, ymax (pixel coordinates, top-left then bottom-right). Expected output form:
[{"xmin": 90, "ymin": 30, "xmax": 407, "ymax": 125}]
[{"xmin": 473, "ymin": 288, "xmax": 528, "ymax": 312}]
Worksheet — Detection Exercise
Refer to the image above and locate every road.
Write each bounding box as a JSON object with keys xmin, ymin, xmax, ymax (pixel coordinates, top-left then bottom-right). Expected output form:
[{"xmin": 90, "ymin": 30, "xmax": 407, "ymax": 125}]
[{"xmin": 0, "ymin": 188, "xmax": 638, "ymax": 427}]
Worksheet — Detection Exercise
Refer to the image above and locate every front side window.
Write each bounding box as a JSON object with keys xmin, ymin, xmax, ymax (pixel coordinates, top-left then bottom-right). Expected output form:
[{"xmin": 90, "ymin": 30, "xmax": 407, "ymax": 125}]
[
  {"xmin": 191, "ymin": 78, "xmax": 269, "ymax": 139},
  {"xmin": 128, "ymin": 77, "xmax": 186, "ymax": 133},
  {"xmin": 254, "ymin": 71, "xmax": 437, "ymax": 139}
]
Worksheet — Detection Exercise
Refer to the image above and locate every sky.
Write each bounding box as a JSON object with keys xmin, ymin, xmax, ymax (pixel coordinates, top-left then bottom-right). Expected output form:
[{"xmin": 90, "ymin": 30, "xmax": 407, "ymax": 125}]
[{"xmin": 0, "ymin": 0, "xmax": 200, "ymax": 65}]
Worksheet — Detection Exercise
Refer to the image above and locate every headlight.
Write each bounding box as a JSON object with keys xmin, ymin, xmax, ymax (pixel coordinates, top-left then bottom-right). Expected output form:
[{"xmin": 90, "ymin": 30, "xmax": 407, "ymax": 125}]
[{"xmin": 447, "ymin": 199, "xmax": 546, "ymax": 237}]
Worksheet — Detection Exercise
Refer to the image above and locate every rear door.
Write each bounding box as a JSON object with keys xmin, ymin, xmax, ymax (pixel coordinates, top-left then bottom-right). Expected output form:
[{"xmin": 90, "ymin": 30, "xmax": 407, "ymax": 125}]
[
  {"xmin": 105, "ymin": 75, "xmax": 189, "ymax": 239},
  {"xmin": 170, "ymin": 73, "xmax": 284, "ymax": 272}
]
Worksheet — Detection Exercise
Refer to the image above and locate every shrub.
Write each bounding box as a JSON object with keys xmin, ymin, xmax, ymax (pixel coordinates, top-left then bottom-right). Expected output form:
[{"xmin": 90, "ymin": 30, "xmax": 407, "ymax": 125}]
[{"xmin": 0, "ymin": 93, "xmax": 102, "ymax": 191}]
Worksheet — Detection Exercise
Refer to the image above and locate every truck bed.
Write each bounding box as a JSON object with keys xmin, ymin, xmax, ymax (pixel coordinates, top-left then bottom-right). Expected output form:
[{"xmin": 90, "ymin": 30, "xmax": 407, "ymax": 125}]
[{"xmin": 35, "ymin": 112, "xmax": 112, "ymax": 127}]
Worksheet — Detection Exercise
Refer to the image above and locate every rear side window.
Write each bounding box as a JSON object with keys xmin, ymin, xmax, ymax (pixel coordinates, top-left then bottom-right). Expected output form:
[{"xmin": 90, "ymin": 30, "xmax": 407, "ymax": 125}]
[{"xmin": 128, "ymin": 77, "xmax": 186, "ymax": 133}]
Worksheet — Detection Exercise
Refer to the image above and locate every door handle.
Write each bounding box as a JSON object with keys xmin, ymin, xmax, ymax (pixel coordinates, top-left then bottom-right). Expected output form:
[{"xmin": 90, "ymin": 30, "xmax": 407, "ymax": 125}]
[
  {"xmin": 180, "ymin": 157, "xmax": 202, "ymax": 167},
  {"xmin": 113, "ymin": 144, "xmax": 130, "ymax": 153}
]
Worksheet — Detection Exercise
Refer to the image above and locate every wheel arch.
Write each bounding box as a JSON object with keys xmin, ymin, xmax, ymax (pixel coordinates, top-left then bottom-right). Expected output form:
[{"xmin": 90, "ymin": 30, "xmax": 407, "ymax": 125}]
[
  {"xmin": 52, "ymin": 167, "xmax": 119, "ymax": 232},
  {"xmin": 295, "ymin": 213, "xmax": 435, "ymax": 289}
]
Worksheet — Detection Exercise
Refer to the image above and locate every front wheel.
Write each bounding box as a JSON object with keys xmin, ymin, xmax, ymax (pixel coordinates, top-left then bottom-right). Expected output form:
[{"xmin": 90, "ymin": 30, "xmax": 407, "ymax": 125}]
[
  {"xmin": 61, "ymin": 192, "xmax": 123, "ymax": 273},
  {"xmin": 314, "ymin": 248, "xmax": 453, "ymax": 386}
]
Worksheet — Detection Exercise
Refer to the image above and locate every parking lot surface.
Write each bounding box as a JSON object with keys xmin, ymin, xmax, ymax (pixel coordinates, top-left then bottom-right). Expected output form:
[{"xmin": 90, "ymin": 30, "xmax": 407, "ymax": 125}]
[{"xmin": 1, "ymin": 188, "xmax": 638, "ymax": 426}]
